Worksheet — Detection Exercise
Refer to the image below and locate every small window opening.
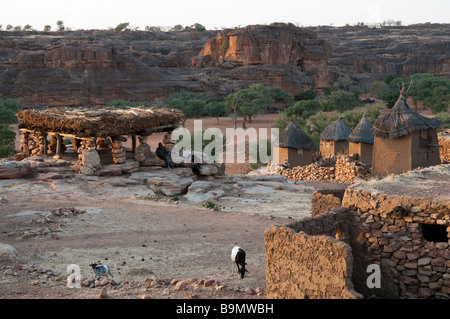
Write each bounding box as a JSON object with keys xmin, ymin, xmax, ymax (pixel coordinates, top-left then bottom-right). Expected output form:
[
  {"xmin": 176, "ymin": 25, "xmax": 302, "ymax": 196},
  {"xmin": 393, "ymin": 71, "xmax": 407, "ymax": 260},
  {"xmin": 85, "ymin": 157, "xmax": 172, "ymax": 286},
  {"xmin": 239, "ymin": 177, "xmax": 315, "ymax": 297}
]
[
  {"xmin": 422, "ymin": 224, "xmax": 448, "ymax": 242},
  {"xmin": 298, "ymin": 148, "xmax": 303, "ymax": 155},
  {"xmin": 424, "ymin": 152, "xmax": 429, "ymax": 160},
  {"xmin": 420, "ymin": 130, "xmax": 428, "ymax": 140}
]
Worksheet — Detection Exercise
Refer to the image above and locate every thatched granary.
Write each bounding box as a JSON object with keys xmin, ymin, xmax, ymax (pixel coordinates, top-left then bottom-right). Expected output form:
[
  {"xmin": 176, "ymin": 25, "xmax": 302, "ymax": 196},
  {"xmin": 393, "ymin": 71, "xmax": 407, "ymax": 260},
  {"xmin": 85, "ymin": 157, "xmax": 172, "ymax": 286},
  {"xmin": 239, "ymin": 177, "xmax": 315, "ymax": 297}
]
[
  {"xmin": 319, "ymin": 117, "xmax": 352, "ymax": 156},
  {"xmin": 371, "ymin": 84, "xmax": 441, "ymax": 176},
  {"xmin": 347, "ymin": 114, "xmax": 374, "ymax": 165},
  {"xmin": 274, "ymin": 121, "xmax": 314, "ymax": 168},
  {"xmin": 16, "ymin": 106, "xmax": 183, "ymax": 138},
  {"xmin": 16, "ymin": 106, "xmax": 183, "ymax": 164}
]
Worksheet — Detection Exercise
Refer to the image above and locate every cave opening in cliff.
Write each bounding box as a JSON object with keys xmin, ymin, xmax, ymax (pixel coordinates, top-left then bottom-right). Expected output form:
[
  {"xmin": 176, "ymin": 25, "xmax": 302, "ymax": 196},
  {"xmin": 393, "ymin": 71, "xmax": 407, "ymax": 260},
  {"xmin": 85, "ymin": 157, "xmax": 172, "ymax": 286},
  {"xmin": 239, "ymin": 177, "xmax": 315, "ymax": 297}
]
[{"xmin": 421, "ymin": 223, "xmax": 448, "ymax": 242}]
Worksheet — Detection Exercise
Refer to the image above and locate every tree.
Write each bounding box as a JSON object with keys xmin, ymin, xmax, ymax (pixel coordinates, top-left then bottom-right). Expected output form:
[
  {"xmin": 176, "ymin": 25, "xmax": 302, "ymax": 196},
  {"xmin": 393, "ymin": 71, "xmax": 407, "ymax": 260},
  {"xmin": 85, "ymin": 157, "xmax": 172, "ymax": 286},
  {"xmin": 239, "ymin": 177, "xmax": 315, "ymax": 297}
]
[
  {"xmin": 56, "ymin": 20, "xmax": 65, "ymax": 31},
  {"xmin": 225, "ymin": 84, "xmax": 273, "ymax": 129},
  {"xmin": 171, "ymin": 25, "xmax": 183, "ymax": 31},
  {"xmin": 321, "ymin": 89, "xmax": 359, "ymax": 111},
  {"xmin": 380, "ymin": 73, "xmax": 450, "ymax": 112},
  {"xmin": 192, "ymin": 23, "xmax": 206, "ymax": 32},
  {"xmin": 283, "ymin": 100, "xmax": 322, "ymax": 120},
  {"xmin": 204, "ymin": 101, "xmax": 226, "ymax": 124},
  {"xmin": 43, "ymin": 25, "xmax": 51, "ymax": 32},
  {"xmin": 164, "ymin": 92, "xmax": 207, "ymax": 126},
  {"xmin": 115, "ymin": 22, "xmax": 130, "ymax": 33}
]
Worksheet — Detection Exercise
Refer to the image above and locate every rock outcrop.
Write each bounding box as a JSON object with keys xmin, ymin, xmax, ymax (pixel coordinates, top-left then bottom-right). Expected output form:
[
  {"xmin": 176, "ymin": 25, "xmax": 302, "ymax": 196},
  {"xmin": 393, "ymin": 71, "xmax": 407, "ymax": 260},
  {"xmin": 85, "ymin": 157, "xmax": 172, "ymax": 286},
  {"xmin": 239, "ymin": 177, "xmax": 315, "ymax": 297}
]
[
  {"xmin": 0, "ymin": 23, "xmax": 449, "ymax": 107},
  {"xmin": 192, "ymin": 23, "xmax": 332, "ymax": 92}
]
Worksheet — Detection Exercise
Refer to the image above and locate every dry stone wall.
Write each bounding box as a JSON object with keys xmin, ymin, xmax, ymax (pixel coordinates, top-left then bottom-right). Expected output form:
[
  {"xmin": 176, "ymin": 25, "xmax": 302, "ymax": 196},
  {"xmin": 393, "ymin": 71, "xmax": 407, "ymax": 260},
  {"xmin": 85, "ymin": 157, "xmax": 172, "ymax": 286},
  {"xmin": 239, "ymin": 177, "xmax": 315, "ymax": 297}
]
[{"xmin": 342, "ymin": 188, "xmax": 450, "ymax": 299}]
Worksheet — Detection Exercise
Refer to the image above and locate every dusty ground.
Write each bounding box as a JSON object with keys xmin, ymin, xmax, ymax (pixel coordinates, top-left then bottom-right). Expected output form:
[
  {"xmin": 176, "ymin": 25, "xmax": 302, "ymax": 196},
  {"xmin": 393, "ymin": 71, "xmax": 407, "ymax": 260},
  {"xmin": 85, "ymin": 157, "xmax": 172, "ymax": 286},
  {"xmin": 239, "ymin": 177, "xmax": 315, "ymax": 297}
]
[
  {"xmin": 2, "ymin": 112, "xmax": 350, "ymax": 299},
  {"xmin": 0, "ymin": 159, "xmax": 349, "ymax": 299}
]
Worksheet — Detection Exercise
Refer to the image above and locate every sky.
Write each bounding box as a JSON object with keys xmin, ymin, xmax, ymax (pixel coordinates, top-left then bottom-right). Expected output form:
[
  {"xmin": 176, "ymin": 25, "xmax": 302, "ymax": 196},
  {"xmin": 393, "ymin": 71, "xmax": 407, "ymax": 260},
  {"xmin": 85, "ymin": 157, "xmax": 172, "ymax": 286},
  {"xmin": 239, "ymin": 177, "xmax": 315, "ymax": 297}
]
[{"xmin": 1, "ymin": 0, "xmax": 449, "ymax": 31}]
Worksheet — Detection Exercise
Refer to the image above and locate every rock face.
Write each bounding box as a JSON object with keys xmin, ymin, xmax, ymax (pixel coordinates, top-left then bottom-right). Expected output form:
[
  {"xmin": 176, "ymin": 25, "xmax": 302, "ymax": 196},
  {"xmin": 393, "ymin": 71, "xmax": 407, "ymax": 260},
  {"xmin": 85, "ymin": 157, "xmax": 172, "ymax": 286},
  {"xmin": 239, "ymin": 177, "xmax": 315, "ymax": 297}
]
[
  {"xmin": 192, "ymin": 23, "xmax": 332, "ymax": 92},
  {"xmin": 314, "ymin": 23, "xmax": 450, "ymax": 84},
  {"xmin": 0, "ymin": 23, "xmax": 449, "ymax": 107},
  {"xmin": 0, "ymin": 24, "xmax": 331, "ymax": 106}
]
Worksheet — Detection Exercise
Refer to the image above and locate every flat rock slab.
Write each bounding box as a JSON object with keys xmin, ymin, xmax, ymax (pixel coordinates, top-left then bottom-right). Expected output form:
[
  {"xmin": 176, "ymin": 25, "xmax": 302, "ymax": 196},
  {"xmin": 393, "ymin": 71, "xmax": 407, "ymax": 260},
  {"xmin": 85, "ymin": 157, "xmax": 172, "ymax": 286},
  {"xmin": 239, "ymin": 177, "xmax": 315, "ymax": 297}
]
[
  {"xmin": 184, "ymin": 181, "xmax": 225, "ymax": 203},
  {"xmin": 0, "ymin": 159, "xmax": 32, "ymax": 179}
]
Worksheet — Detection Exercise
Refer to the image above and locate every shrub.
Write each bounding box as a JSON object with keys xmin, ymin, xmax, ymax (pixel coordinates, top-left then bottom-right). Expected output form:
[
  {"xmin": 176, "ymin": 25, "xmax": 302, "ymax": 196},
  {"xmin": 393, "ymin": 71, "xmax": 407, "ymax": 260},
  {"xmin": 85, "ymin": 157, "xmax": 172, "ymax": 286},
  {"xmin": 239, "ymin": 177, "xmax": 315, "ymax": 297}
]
[{"xmin": 0, "ymin": 124, "xmax": 16, "ymax": 158}]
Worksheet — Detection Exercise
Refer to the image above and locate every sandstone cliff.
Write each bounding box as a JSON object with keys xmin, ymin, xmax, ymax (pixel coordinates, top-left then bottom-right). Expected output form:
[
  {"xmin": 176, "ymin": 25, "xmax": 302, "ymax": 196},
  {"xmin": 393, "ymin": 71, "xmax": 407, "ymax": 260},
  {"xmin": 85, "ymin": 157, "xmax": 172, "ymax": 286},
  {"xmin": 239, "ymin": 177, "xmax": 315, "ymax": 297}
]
[{"xmin": 0, "ymin": 23, "xmax": 449, "ymax": 108}]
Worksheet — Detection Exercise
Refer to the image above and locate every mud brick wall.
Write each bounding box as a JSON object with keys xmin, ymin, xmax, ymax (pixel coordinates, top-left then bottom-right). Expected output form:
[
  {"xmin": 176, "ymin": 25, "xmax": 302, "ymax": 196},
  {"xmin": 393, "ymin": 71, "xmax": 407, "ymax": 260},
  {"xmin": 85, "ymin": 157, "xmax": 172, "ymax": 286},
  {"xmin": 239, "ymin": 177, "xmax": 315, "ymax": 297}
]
[
  {"xmin": 342, "ymin": 188, "xmax": 450, "ymax": 299},
  {"xmin": 264, "ymin": 208, "xmax": 363, "ymax": 299},
  {"xmin": 311, "ymin": 189, "xmax": 345, "ymax": 216}
]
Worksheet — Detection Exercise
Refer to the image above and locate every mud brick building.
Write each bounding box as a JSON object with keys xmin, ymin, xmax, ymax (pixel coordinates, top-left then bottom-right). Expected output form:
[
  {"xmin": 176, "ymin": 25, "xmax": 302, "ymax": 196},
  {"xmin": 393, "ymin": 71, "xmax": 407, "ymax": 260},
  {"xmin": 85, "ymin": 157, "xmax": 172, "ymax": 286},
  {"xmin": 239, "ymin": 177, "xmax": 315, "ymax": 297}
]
[{"xmin": 265, "ymin": 164, "xmax": 450, "ymax": 299}]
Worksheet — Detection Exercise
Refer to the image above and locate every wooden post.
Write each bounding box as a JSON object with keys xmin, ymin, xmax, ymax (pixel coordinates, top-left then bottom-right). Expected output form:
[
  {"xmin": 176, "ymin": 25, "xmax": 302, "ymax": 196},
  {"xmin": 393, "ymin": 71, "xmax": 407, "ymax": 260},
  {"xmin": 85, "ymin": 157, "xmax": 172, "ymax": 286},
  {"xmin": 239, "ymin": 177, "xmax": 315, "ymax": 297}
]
[
  {"xmin": 55, "ymin": 133, "xmax": 62, "ymax": 159},
  {"xmin": 132, "ymin": 135, "xmax": 136, "ymax": 153},
  {"xmin": 43, "ymin": 133, "xmax": 48, "ymax": 155}
]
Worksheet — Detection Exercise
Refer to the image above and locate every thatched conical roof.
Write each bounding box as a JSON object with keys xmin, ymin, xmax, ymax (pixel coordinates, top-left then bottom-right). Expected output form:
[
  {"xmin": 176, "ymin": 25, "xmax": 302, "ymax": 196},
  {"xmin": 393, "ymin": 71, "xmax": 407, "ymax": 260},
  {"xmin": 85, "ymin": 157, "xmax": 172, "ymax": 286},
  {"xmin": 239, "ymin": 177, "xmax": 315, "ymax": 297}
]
[
  {"xmin": 372, "ymin": 84, "xmax": 441, "ymax": 139},
  {"xmin": 279, "ymin": 121, "xmax": 314, "ymax": 150},
  {"xmin": 319, "ymin": 117, "xmax": 352, "ymax": 142},
  {"xmin": 347, "ymin": 114, "xmax": 374, "ymax": 144}
]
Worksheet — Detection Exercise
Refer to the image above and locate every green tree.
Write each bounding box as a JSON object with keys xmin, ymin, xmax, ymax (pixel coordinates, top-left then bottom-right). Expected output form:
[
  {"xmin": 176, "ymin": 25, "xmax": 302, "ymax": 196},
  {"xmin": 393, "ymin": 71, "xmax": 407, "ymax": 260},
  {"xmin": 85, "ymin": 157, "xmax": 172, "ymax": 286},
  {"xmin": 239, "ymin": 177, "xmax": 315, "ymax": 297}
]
[
  {"xmin": 0, "ymin": 98, "xmax": 20, "ymax": 124},
  {"xmin": 321, "ymin": 89, "xmax": 359, "ymax": 111},
  {"xmin": 115, "ymin": 22, "xmax": 130, "ymax": 33},
  {"xmin": 192, "ymin": 23, "xmax": 206, "ymax": 32},
  {"xmin": 283, "ymin": 100, "xmax": 322, "ymax": 120},
  {"xmin": 225, "ymin": 84, "xmax": 273, "ymax": 129},
  {"xmin": 204, "ymin": 101, "xmax": 226, "ymax": 124},
  {"xmin": 56, "ymin": 20, "xmax": 65, "ymax": 31},
  {"xmin": 43, "ymin": 25, "xmax": 51, "ymax": 32},
  {"xmin": 164, "ymin": 92, "xmax": 207, "ymax": 126},
  {"xmin": 0, "ymin": 124, "xmax": 16, "ymax": 158},
  {"xmin": 171, "ymin": 24, "xmax": 183, "ymax": 31}
]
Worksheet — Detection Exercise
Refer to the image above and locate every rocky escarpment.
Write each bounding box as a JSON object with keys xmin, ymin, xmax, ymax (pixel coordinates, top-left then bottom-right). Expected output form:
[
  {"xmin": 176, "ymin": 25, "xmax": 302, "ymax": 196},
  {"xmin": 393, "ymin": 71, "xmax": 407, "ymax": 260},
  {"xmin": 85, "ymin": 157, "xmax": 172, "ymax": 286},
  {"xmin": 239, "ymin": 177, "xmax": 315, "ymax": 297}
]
[
  {"xmin": 0, "ymin": 24, "xmax": 330, "ymax": 107},
  {"xmin": 192, "ymin": 23, "xmax": 332, "ymax": 92},
  {"xmin": 312, "ymin": 23, "xmax": 450, "ymax": 85},
  {"xmin": 0, "ymin": 23, "xmax": 449, "ymax": 107}
]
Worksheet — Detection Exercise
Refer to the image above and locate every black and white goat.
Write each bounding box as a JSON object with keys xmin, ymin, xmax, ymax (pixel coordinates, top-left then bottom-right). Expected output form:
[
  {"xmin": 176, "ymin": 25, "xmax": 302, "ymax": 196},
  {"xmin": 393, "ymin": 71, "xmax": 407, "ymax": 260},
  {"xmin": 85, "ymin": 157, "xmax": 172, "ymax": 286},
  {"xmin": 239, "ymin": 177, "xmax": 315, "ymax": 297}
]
[
  {"xmin": 231, "ymin": 246, "xmax": 249, "ymax": 279},
  {"xmin": 89, "ymin": 262, "xmax": 113, "ymax": 280}
]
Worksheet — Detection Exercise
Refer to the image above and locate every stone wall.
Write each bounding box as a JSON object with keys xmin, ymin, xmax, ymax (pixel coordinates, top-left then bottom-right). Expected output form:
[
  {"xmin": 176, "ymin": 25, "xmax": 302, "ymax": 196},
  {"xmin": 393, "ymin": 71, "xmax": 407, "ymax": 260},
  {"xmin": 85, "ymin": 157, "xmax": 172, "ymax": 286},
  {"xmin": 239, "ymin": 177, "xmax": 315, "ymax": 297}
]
[
  {"xmin": 342, "ymin": 188, "xmax": 450, "ymax": 299},
  {"xmin": 264, "ymin": 213, "xmax": 363, "ymax": 299},
  {"xmin": 311, "ymin": 189, "xmax": 344, "ymax": 217},
  {"xmin": 438, "ymin": 132, "xmax": 450, "ymax": 162}
]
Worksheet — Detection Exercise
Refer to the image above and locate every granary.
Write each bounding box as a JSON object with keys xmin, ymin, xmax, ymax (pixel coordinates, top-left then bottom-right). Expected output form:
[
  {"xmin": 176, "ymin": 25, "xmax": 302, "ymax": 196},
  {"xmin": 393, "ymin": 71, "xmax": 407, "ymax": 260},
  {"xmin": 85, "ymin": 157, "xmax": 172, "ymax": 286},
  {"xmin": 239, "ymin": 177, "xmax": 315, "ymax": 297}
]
[
  {"xmin": 347, "ymin": 114, "xmax": 374, "ymax": 165},
  {"xmin": 371, "ymin": 84, "xmax": 441, "ymax": 176},
  {"xmin": 16, "ymin": 106, "xmax": 183, "ymax": 174},
  {"xmin": 274, "ymin": 120, "xmax": 314, "ymax": 168},
  {"xmin": 319, "ymin": 117, "xmax": 352, "ymax": 156}
]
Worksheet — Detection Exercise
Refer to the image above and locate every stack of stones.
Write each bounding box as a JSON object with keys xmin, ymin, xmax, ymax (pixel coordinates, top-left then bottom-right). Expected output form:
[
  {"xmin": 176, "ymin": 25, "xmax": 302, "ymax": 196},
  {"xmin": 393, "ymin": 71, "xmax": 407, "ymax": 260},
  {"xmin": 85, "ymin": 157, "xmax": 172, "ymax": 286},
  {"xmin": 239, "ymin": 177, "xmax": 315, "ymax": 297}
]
[
  {"xmin": 74, "ymin": 139, "xmax": 101, "ymax": 175},
  {"xmin": 26, "ymin": 132, "xmax": 45, "ymax": 156},
  {"xmin": 19, "ymin": 132, "xmax": 30, "ymax": 157},
  {"xmin": 342, "ymin": 189, "xmax": 450, "ymax": 299},
  {"xmin": 111, "ymin": 137, "xmax": 127, "ymax": 164}
]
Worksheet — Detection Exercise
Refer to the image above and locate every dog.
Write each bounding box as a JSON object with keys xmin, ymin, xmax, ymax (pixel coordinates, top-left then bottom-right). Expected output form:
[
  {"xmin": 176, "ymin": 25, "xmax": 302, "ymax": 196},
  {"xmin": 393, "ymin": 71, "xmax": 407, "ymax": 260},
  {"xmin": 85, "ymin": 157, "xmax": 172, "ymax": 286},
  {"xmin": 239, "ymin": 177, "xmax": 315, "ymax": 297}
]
[{"xmin": 89, "ymin": 262, "xmax": 113, "ymax": 280}]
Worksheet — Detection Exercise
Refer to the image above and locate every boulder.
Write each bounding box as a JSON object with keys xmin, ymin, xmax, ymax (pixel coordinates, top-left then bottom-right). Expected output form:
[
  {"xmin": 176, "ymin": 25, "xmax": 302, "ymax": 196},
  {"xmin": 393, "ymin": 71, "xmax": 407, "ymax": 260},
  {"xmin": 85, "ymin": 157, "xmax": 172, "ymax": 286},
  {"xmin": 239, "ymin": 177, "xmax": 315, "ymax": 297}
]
[
  {"xmin": 146, "ymin": 175, "xmax": 195, "ymax": 196},
  {"xmin": 0, "ymin": 159, "xmax": 32, "ymax": 179},
  {"xmin": 184, "ymin": 181, "xmax": 225, "ymax": 202},
  {"xmin": 81, "ymin": 149, "xmax": 101, "ymax": 170},
  {"xmin": 0, "ymin": 243, "xmax": 19, "ymax": 262},
  {"xmin": 142, "ymin": 167, "xmax": 197, "ymax": 196}
]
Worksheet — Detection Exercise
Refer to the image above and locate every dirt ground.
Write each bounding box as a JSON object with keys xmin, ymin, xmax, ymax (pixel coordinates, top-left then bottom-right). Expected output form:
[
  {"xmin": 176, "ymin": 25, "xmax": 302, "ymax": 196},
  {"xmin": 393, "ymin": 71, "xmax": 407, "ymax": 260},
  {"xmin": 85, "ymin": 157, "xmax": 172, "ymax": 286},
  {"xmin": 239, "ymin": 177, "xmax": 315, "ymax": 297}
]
[
  {"xmin": 2, "ymin": 113, "xmax": 352, "ymax": 299},
  {"xmin": 0, "ymin": 163, "xmax": 348, "ymax": 300}
]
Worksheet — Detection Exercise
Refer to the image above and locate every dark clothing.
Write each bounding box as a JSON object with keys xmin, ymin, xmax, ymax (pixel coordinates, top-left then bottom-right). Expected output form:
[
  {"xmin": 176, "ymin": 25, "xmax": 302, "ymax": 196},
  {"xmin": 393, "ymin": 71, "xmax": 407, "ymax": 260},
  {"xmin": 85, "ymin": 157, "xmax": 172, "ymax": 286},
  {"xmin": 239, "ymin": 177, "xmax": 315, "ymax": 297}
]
[{"xmin": 156, "ymin": 142, "xmax": 173, "ymax": 168}]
